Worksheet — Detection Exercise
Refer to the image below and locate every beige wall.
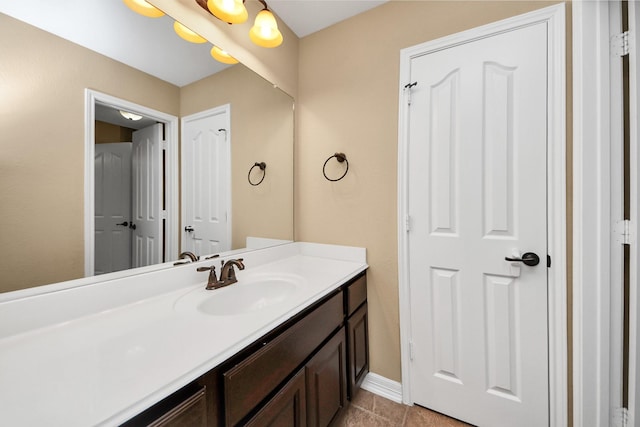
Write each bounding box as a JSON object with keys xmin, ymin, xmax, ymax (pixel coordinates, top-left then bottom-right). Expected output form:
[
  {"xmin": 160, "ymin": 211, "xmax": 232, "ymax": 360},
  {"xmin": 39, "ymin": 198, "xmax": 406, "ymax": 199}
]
[
  {"xmin": 180, "ymin": 65, "xmax": 294, "ymax": 249},
  {"xmin": 296, "ymin": 0, "xmax": 566, "ymax": 383},
  {"xmin": 0, "ymin": 14, "xmax": 180, "ymax": 293}
]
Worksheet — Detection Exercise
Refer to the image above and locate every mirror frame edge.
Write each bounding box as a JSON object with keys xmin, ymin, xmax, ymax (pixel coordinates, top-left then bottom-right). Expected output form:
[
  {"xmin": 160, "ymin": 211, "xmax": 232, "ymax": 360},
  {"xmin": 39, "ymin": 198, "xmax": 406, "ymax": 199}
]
[{"xmin": 84, "ymin": 89, "xmax": 180, "ymax": 276}]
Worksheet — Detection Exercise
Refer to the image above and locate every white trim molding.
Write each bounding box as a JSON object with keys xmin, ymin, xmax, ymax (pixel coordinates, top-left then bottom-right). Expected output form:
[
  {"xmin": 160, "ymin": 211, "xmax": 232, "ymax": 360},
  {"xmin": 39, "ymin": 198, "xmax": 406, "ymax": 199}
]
[
  {"xmin": 361, "ymin": 373, "xmax": 403, "ymax": 404},
  {"xmin": 572, "ymin": 1, "xmax": 624, "ymax": 426},
  {"xmin": 397, "ymin": 4, "xmax": 567, "ymax": 425},
  {"xmin": 84, "ymin": 89, "xmax": 179, "ymax": 277}
]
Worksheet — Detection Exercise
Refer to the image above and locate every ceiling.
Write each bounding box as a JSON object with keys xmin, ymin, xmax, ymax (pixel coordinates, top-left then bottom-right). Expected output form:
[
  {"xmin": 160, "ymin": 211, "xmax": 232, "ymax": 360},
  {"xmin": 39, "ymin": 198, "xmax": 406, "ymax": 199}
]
[{"xmin": 0, "ymin": 0, "xmax": 387, "ymax": 88}]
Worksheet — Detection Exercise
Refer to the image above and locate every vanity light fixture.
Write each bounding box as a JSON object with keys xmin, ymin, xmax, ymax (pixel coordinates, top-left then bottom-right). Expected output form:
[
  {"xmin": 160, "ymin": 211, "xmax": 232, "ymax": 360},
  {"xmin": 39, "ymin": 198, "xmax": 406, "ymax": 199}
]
[
  {"xmin": 249, "ymin": 4, "xmax": 282, "ymax": 48},
  {"xmin": 173, "ymin": 21, "xmax": 207, "ymax": 43},
  {"xmin": 198, "ymin": 0, "xmax": 283, "ymax": 48},
  {"xmin": 207, "ymin": 0, "xmax": 248, "ymax": 24},
  {"xmin": 119, "ymin": 110, "xmax": 143, "ymax": 121},
  {"xmin": 122, "ymin": 0, "xmax": 165, "ymax": 18},
  {"xmin": 211, "ymin": 46, "xmax": 239, "ymax": 64}
]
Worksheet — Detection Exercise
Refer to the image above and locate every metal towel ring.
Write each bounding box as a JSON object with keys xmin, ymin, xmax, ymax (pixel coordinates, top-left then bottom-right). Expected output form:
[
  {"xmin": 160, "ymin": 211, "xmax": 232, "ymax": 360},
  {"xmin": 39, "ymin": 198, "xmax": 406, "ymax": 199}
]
[
  {"xmin": 323, "ymin": 153, "xmax": 349, "ymax": 182},
  {"xmin": 248, "ymin": 162, "xmax": 267, "ymax": 186}
]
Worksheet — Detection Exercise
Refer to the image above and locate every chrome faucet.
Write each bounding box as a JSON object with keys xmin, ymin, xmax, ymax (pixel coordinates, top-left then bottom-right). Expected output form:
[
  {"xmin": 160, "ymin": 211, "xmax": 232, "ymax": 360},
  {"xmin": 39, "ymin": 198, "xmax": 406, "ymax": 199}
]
[
  {"xmin": 197, "ymin": 258, "xmax": 245, "ymax": 290},
  {"xmin": 173, "ymin": 251, "xmax": 199, "ymax": 265}
]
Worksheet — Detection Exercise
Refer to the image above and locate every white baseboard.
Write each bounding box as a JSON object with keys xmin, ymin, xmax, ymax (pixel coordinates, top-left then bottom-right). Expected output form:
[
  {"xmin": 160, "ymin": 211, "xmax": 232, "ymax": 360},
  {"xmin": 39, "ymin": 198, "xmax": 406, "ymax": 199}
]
[{"xmin": 361, "ymin": 372, "xmax": 403, "ymax": 404}]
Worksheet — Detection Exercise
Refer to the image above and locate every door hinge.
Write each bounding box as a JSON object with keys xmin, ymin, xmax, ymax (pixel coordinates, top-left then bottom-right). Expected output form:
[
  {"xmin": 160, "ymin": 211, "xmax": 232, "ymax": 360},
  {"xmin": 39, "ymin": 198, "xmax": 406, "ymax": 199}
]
[
  {"xmin": 547, "ymin": 255, "xmax": 551, "ymax": 268},
  {"xmin": 612, "ymin": 407, "xmax": 629, "ymax": 427},
  {"xmin": 615, "ymin": 220, "xmax": 633, "ymax": 245},
  {"xmin": 612, "ymin": 31, "xmax": 630, "ymax": 56},
  {"xmin": 409, "ymin": 341, "xmax": 414, "ymax": 361},
  {"xmin": 161, "ymin": 141, "xmax": 167, "ymax": 151},
  {"xmin": 161, "ymin": 210, "xmax": 167, "ymax": 220},
  {"xmin": 404, "ymin": 81, "xmax": 417, "ymax": 105},
  {"xmin": 405, "ymin": 215, "xmax": 411, "ymax": 232}
]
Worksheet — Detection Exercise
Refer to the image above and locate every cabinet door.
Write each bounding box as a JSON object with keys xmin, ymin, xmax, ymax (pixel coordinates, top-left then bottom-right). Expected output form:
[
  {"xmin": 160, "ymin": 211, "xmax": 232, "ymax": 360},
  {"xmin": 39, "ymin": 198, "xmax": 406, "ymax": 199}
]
[
  {"xmin": 305, "ymin": 329, "xmax": 347, "ymax": 427},
  {"xmin": 348, "ymin": 303, "xmax": 369, "ymax": 398},
  {"xmin": 245, "ymin": 370, "xmax": 307, "ymax": 427}
]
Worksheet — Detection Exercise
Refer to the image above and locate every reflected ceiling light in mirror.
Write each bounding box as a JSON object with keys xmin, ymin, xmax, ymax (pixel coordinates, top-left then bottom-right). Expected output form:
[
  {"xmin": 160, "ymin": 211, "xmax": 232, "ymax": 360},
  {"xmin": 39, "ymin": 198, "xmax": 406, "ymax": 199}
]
[
  {"xmin": 249, "ymin": 5, "xmax": 283, "ymax": 48},
  {"xmin": 197, "ymin": 0, "xmax": 283, "ymax": 48},
  {"xmin": 119, "ymin": 110, "xmax": 143, "ymax": 121},
  {"xmin": 211, "ymin": 46, "xmax": 239, "ymax": 64},
  {"xmin": 122, "ymin": 0, "xmax": 165, "ymax": 18},
  {"xmin": 207, "ymin": 0, "xmax": 248, "ymax": 24},
  {"xmin": 173, "ymin": 21, "xmax": 207, "ymax": 43}
]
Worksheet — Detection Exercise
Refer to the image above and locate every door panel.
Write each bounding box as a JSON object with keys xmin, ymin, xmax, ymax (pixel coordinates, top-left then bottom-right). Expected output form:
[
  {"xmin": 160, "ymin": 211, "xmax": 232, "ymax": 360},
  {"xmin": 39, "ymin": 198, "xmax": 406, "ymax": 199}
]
[
  {"xmin": 408, "ymin": 22, "xmax": 548, "ymax": 427},
  {"xmin": 182, "ymin": 107, "xmax": 230, "ymax": 256},
  {"xmin": 132, "ymin": 124, "xmax": 163, "ymax": 268},
  {"xmin": 94, "ymin": 143, "xmax": 132, "ymax": 274}
]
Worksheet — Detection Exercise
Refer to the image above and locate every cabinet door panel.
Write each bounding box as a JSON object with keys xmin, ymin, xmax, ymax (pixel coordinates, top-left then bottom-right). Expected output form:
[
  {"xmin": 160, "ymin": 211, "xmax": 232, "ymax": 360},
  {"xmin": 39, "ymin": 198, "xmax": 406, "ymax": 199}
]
[
  {"xmin": 348, "ymin": 303, "xmax": 369, "ymax": 397},
  {"xmin": 245, "ymin": 370, "xmax": 306, "ymax": 427},
  {"xmin": 306, "ymin": 330, "xmax": 347, "ymax": 427}
]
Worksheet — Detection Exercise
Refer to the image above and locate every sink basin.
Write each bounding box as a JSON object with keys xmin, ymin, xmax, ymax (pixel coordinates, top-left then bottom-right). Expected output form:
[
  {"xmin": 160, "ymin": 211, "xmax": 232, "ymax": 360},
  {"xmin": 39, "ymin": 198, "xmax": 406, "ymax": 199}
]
[
  {"xmin": 175, "ymin": 274, "xmax": 304, "ymax": 316},
  {"xmin": 199, "ymin": 279, "xmax": 298, "ymax": 316}
]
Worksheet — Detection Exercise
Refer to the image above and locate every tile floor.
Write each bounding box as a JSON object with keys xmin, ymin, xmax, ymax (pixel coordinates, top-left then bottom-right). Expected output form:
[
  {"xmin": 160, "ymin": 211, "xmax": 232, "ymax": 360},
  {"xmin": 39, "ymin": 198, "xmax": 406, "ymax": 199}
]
[{"xmin": 335, "ymin": 389, "xmax": 474, "ymax": 427}]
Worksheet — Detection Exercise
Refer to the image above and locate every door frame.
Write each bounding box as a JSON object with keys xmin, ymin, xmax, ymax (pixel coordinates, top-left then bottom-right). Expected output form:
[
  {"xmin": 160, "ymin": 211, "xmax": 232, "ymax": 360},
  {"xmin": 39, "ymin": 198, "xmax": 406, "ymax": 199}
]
[
  {"xmin": 396, "ymin": 4, "xmax": 567, "ymax": 425},
  {"xmin": 180, "ymin": 104, "xmax": 232, "ymax": 254},
  {"xmin": 84, "ymin": 89, "xmax": 179, "ymax": 277},
  {"xmin": 573, "ymin": 1, "xmax": 640, "ymax": 425}
]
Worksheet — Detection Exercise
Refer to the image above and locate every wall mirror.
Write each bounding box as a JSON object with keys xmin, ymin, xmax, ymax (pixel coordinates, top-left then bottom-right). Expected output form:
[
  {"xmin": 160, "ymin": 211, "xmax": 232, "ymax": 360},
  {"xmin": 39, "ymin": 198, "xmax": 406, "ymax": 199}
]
[{"xmin": 0, "ymin": 1, "xmax": 294, "ymax": 295}]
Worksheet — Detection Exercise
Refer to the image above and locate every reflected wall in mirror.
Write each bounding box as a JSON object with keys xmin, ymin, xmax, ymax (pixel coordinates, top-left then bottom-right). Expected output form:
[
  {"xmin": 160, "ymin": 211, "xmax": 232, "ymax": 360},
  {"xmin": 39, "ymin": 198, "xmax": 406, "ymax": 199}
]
[{"xmin": 0, "ymin": 9, "xmax": 293, "ymax": 294}]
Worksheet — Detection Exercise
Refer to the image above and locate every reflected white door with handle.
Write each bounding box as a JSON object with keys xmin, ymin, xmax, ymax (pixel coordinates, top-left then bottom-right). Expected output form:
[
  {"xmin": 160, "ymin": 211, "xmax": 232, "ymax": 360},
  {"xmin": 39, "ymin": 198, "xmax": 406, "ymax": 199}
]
[
  {"xmin": 182, "ymin": 105, "xmax": 231, "ymax": 256},
  {"xmin": 407, "ymin": 22, "xmax": 548, "ymax": 426},
  {"xmin": 94, "ymin": 143, "xmax": 132, "ymax": 274},
  {"xmin": 131, "ymin": 123, "xmax": 164, "ymax": 268}
]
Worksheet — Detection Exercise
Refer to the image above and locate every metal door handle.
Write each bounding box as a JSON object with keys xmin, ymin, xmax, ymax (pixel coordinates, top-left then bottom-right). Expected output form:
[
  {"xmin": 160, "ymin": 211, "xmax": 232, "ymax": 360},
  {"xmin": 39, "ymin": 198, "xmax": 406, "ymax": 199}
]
[
  {"xmin": 116, "ymin": 221, "xmax": 129, "ymax": 227},
  {"xmin": 505, "ymin": 252, "xmax": 540, "ymax": 266},
  {"xmin": 185, "ymin": 226, "xmax": 194, "ymax": 232},
  {"xmin": 129, "ymin": 223, "xmax": 137, "ymax": 230}
]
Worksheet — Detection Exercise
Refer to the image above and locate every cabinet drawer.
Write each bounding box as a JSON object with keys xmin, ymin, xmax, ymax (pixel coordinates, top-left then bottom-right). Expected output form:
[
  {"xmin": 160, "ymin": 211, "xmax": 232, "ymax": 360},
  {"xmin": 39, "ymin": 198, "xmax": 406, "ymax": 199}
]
[
  {"xmin": 223, "ymin": 291, "xmax": 343, "ymax": 426},
  {"xmin": 244, "ymin": 369, "xmax": 307, "ymax": 427},
  {"xmin": 346, "ymin": 274, "xmax": 367, "ymax": 317},
  {"xmin": 121, "ymin": 384, "xmax": 206, "ymax": 427}
]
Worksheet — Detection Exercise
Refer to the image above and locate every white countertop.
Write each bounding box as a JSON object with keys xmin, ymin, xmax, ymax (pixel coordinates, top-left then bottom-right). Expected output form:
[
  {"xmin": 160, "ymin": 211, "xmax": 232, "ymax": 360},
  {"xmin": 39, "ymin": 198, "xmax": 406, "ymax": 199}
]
[{"xmin": 0, "ymin": 243, "xmax": 367, "ymax": 426}]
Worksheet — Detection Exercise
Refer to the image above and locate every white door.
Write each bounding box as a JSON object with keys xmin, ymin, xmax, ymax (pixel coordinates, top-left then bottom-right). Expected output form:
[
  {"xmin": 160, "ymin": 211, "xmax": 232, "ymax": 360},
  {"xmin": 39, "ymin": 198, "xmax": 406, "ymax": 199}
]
[
  {"xmin": 131, "ymin": 123, "xmax": 164, "ymax": 268},
  {"xmin": 407, "ymin": 23, "xmax": 548, "ymax": 426},
  {"xmin": 94, "ymin": 143, "xmax": 132, "ymax": 275},
  {"xmin": 181, "ymin": 106, "xmax": 231, "ymax": 256}
]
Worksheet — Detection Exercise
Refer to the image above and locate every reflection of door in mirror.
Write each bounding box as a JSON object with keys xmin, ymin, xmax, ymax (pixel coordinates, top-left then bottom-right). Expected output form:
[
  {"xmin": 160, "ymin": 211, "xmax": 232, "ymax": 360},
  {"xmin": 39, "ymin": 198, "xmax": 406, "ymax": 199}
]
[
  {"xmin": 93, "ymin": 105, "xmax": 169, "ymax": 276},
  {"xmin": 182, "ymin": 105, "xmax": 231, "ymax": 256},
  {"xmin": 131, "ymin": 124, "xmax": 164, "ymax": 268},
  {"xmin": 94, "ymin": 143, "xmax": 133, "ymax": 275}
]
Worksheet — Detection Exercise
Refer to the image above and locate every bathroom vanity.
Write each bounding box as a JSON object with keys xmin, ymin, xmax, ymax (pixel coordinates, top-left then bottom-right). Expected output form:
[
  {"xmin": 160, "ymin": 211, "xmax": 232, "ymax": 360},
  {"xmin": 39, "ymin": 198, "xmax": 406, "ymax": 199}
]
[
  {"xmin": 0, "ymin": 243, "xmax": 368, "ymax": 427},
  {"xmin": 125, "ymin": 271, "xmax": 368, "ymax": 426}
]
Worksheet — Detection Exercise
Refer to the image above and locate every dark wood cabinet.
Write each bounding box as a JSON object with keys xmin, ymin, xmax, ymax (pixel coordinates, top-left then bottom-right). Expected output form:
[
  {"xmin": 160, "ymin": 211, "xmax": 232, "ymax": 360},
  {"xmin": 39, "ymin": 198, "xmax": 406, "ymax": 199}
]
[
  {"xmin": 123, "ymin": 271, "xmax": 368, "ymax": 427},
  {"xmin": 122, "ymin": 383, "xmax": 207, "ymax": 427},
  {"xmin": 347, "ymin": 303, "xmax": 369, "ymax": 396},
  {"xmin": 305, "ymin": 329, "xmax": 347, "ymax": 427},
  {"xmin": 245, "ymin": 370, "xmax": 307, "ymax": 427},
  {"xmin": 222, "ymin": 292, "xmax": 343, "ymax": 426}
]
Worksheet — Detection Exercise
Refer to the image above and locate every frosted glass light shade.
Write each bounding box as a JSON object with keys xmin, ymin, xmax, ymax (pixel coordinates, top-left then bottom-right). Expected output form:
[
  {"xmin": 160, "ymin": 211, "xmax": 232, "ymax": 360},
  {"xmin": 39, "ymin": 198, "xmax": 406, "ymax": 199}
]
[
  {"xmin": 211, "ymin": 46, "xmax": 239, "ymax": 64},
  {"xmin": 173, "ymin": 21, "xmax": 207, "ymax": 44},
  {"xmin": 207, "ymin": 0, "xmax": 248, "ymax": 24},
  {"xmin": 119, "ymin": 110, "xmax": 143, "ymax": 121},
  {"xmin": 122, "ymin": 0, "xmax": 164, "ymax": 18},
  {"xmin": 249, "ymin": 9, "xmax": 283, "ymax": 48}
]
